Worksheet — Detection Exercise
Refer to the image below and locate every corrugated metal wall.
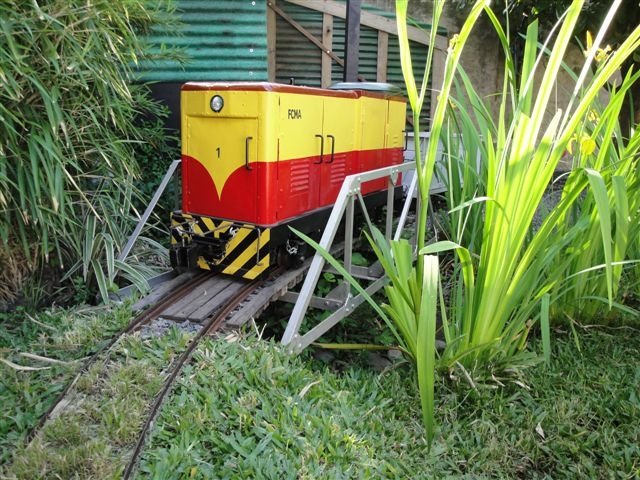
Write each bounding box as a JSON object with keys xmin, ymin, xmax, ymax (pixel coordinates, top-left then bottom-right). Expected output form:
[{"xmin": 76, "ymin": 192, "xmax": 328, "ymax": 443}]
[
  {"xmin": 387, "ymin": 35, "xmax": 431, "ymax": 127},
  {"xmin": 136, "ymin": 0, "xmax": 441, "ymax": 129},
  {"xmin": 137, "ymin": 0, "xmax": 268, "ymax": 82},
  {"xmin": 274, "ymin": 1, "xmax": 438, "ymax": 125},
  {"xmin": 275, "ymin": 2, "xmax": 391, "ymax": 86},
  {"xmin": 274, "ymin": 3, "xmax": 323, "ymax": 86},
  {"xmin": 331, "ymin": 19, "xmax": 379, "ymax": 84},
  {"xmin": 273, "ymin": 4, "xmax": 380, "ymax": 86}
]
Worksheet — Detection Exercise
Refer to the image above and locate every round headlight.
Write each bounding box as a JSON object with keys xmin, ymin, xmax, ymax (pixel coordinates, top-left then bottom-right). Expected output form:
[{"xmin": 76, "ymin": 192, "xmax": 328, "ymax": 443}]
[{"xmin": 210, "ymin": 95, "xmax": 224, "ymax": 112}]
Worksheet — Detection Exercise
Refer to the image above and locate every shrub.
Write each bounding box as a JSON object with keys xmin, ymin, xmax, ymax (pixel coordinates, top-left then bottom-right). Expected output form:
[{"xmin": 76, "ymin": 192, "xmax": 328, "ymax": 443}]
[
  {"xmin": 302, "ymin": 0, "xmax": 640, "ymax": 448},
  {"xmin": 409, "ymin": 0, "xmax": 640, "ymax": 444},
  {"xmin": 0, "ymin": 0, "xmax": 177, "ymax": 305}
]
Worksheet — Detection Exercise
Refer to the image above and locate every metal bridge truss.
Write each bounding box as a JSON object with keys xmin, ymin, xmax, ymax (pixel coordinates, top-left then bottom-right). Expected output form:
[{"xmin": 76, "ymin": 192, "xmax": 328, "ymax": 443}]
[{"xmin": 281, "ymin": 161, "xmax": 418, "ymax": 353}]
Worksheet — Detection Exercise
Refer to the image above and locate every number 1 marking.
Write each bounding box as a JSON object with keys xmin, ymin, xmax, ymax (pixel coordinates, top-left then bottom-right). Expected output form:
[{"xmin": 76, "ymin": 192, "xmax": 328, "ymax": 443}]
[{"xmin": 216, "ymin": 147, "xmax": 221, "ymax": 159}]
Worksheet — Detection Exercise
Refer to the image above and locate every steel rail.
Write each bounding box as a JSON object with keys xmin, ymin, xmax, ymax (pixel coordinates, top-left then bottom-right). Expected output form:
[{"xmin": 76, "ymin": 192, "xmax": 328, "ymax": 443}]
[
  {"xmin": 24, "ymin": 271, "xmax": 213, "ymax": 445},
  {"xmin": 122, "ymin": 277, "xmax": 265, "ymax": 479}
]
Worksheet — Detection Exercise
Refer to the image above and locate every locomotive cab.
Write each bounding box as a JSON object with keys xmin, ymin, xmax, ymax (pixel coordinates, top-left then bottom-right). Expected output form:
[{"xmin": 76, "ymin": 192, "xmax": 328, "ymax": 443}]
[{"xmin": 170, "ymin": 82, "xmax": 406, "ymax": 279}]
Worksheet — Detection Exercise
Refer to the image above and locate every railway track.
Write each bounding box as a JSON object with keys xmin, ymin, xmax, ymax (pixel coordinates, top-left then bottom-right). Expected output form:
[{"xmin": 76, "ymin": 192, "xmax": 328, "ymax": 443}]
[
  {"xmin": 122, "ymin": 276, "xmax": 265, "ymax": 479},
  {"xmin": 23, "ymin": 271, "xmax": 214, "ymax": 445},
  {"xmin": 19, "ymin": 248, "xmax": 342, "ymax": 477},
  {"xmin": 22, "ymin": 265, "xmax": 294, "ymax": 478},
  {"xmin": 26, "ymin": 242, "xmax": 350, "ymax": 441}
]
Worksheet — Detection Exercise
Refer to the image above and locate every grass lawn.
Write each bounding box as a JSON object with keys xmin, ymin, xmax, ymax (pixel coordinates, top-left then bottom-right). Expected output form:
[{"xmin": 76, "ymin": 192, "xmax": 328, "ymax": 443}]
[
  {"xmin": 1, "ymin": 304, "xmax": 639, "ymax": 478},
  {"xmin": 0, "ymin": 305, "xmax": 133, "ymax": 466},
  {"xmin": 136, "ymin": 327, "xmax": 640, "ymax": 479}
]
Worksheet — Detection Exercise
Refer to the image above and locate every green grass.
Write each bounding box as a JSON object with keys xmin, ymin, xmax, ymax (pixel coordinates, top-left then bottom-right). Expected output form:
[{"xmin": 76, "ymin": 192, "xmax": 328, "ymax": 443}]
[
  {"xmin": 0, "ymin": 304, "xmax": 133, "ymax": 466},
  {"xmin": 136, "ymin": 327, "xmax": 640, "ymax": 479},
  {"xmin": 2, "ymin": 305, "xmax": 638, "ymax": 478},
  {"xmin": 3, "ymin": 326, "xmax": 192, "ymax": 479}
]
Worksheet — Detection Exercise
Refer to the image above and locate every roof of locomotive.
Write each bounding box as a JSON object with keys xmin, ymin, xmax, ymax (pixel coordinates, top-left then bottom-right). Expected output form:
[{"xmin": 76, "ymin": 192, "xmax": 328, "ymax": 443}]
[{"xmin": 181, "ymin": 82, "xmax": 405, "ymax": 102}]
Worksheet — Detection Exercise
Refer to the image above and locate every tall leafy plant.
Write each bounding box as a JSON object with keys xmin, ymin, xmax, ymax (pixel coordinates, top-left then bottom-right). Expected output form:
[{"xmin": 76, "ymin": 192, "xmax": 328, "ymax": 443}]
[
  {"xmin": 295, "ymin": 0, "xmax": 488, "ymax": 449},
  {"xmin": 0, "ymin": 0, "xmax": 178, "ymax": 304},
  {"xmin": 297, "ymin": 0, "xmax": 640, "ymax": 449},
  {"xmin": 430, "ymin": 1, "xmax": 640, "ymax": 356},
  {"xmin": 425, "ymin": 0, "xmax": 640, "ymax": 370},
  {"xmin": 548, "ymin": 88, "xmax": 640, "ymax": 321}
]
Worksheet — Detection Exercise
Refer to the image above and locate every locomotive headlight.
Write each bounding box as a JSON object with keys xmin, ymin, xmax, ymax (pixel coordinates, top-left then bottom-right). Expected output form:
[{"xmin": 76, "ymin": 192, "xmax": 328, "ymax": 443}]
[{"xmin": 210, "ymin": 95, "xmax": 224, "ymax": 112}]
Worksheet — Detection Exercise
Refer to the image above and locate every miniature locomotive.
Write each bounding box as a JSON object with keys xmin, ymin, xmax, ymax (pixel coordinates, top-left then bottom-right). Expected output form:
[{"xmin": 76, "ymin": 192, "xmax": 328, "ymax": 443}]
[{"xmin": 170, "ymin": 82, "xmax": 406, "ymax": 279}]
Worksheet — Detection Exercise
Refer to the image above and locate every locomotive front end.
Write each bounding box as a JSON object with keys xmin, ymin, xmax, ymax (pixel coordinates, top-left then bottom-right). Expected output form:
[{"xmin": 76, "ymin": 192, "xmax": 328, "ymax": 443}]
[{"xmin": 170, "ymin": 83, "xmax": 277, "ymax": 279}]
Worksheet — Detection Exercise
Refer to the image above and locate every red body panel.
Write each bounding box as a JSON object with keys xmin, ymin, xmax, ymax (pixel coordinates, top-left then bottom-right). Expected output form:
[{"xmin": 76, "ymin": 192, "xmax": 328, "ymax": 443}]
[{"xmin": 182, "ymin": 147, "xmax": 403, "ymax": 227}]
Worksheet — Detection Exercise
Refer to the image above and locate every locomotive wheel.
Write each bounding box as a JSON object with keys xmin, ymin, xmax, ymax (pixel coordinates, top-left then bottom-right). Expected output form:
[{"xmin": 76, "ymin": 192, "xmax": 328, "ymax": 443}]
[{"xmin": 276, "ymin": 237, "xmax": 309, "ymax": 269}]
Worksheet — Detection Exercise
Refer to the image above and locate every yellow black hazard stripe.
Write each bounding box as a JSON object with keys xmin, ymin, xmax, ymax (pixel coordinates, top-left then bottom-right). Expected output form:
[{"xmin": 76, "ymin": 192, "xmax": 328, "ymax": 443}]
[
  {"xmin": 219, "ymin": 227, "xmax": 271, "ymax": 278},
  {"xmin": 170, "ymin": 211, "xmax": 272, "ymax": 280},
  {"xmin": 171, "ymin": 213, "xmax": 234, "ymax": 243}
]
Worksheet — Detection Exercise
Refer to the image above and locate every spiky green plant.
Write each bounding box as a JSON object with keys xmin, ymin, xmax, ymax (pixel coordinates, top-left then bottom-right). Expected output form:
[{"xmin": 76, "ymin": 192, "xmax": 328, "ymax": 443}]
[
  {"xmin": 294, "ymin": 0, "xmax": 488, "ymax": 449},
  {"xmin": 431, "ymin": 0, "xmax": 640, "ymax": 362},
  {"xmin": 296, "ymin": 0, "xmax": 640, "ymax": 448},
  {"xmin": 0, "ymin": 0, "xmax": 178, "ymax": 304},
  {"xmin": 549, "ymin": 110, "xmax": 640, "ymax": 320}
]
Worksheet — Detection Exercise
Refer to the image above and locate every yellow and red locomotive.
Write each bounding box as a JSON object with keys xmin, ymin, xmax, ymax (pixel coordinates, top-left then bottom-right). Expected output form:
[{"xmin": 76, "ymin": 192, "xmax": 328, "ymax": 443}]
[{"xmin": 170, "ymin": 82, "xmax": 406, "ymax": 279}]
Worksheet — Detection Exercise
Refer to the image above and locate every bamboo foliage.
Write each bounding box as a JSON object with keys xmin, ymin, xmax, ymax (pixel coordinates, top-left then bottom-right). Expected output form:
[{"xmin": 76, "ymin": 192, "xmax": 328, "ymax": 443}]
[{"xmin": 0, "ymin": 0, "xmax": 177, "ymax": 302}]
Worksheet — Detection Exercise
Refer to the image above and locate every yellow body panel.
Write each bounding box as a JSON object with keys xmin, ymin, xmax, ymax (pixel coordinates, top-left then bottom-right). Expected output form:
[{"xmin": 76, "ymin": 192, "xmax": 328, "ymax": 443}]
[
  {"xmin": 360, "ymin": 96, "xmax": 389, "ymax": 150},
  {"xmin": 181, "ymin": 89, "xmax": 279, "ymax": 164},
  {"xmin": 387, "ymin": 99, "xmax": 406, "ymax": 148},
  {"xmin": 181, "ymin": 89, "xmax": 262, "ymax": 119},
  {"xmin": 181, "ymin": 88, "xmax": 390, "ymax": 166},
  {"xmin": 323, "ymin": 96, "xmax": 359, "ymax": 155},
  {"xmin": 277, "ymin": 93, "xmax": 325, "ymax": 161},
  {"xmin": 185, "ymin": 117, "xmax": 258, "ymax": 197}
]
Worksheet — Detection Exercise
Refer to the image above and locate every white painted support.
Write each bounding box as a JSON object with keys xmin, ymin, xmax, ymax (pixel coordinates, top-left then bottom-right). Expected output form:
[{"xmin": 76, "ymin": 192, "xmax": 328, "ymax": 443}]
[
  {"xmin": 281, "ymin": 161, "xmax": 416, "ymax": 352},
  {"xmin": 118, "ymin": 159, "xmax": 181, "ymax": 262}
]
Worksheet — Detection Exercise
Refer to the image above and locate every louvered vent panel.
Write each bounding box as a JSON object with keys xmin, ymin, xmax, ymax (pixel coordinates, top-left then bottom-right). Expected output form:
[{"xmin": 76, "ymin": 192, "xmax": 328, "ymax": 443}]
[{"xmin": 290, "ymin": 161, "xmax": 311, "ymax": 193}]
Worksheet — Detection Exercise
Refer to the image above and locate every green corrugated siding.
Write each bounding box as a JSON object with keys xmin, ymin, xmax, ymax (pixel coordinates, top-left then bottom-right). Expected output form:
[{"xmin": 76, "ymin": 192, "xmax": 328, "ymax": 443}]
[
  {"xmin": 137, "ymin": 0, "xmax": 268, "ymax": 82},
  {"xmin": 275, "ymin": 2, "xmax": 323, "ymax": 86},
  {"xmin": 137, "ymin": 0, "xmax": 443, "ymax": 119},
  {"xmin": 331, "ymin": 20, "xmax": 379, "ymax": 83},
  {"xmin": 275, "ymin": 0, "xmax": 440, "ymax": 127}
]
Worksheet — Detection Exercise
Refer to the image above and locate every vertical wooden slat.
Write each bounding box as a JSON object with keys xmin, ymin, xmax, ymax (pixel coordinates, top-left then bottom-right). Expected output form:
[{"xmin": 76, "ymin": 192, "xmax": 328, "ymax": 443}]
[
  {"xmin": 267, "ymin": 0, "xmax": 277, "ymax": 82},
  {"xmin": 321, "ymin": 13, "xmax": 333, "ymax": 87},
  {"xmin": 430, "ymin": 47, "xmax": 446, "ymax": 128},
  {"xmin": 376, "ymin": 31, "xmax": 388, "ymax": 82}
]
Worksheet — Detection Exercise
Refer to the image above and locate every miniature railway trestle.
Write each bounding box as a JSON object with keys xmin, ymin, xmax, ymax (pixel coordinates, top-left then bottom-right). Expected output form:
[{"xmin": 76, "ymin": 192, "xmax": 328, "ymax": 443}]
[
  {"xmin": 281, "ymin": 161, "xmax": 417, "ymax": 352},
  {"xmin": 23, "ymin": 161, "xmax": 420, "ymax": 478}
]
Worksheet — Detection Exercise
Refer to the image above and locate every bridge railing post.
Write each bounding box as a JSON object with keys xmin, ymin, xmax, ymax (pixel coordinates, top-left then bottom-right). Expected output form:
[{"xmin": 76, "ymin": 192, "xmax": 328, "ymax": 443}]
[
  {"xmin": 118, "ymin": 159, "xmax": 181, "ymax": 263},
  {"xmin": 281, "ymin": 161, "xmax": 416, "ymax": 353}
]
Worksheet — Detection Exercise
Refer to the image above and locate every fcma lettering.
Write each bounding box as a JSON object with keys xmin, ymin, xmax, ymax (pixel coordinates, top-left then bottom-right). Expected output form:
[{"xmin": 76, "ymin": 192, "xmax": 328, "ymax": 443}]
[{"xmin": 287, "ymin": 108, "xmax": 302, "ymax": 119}]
